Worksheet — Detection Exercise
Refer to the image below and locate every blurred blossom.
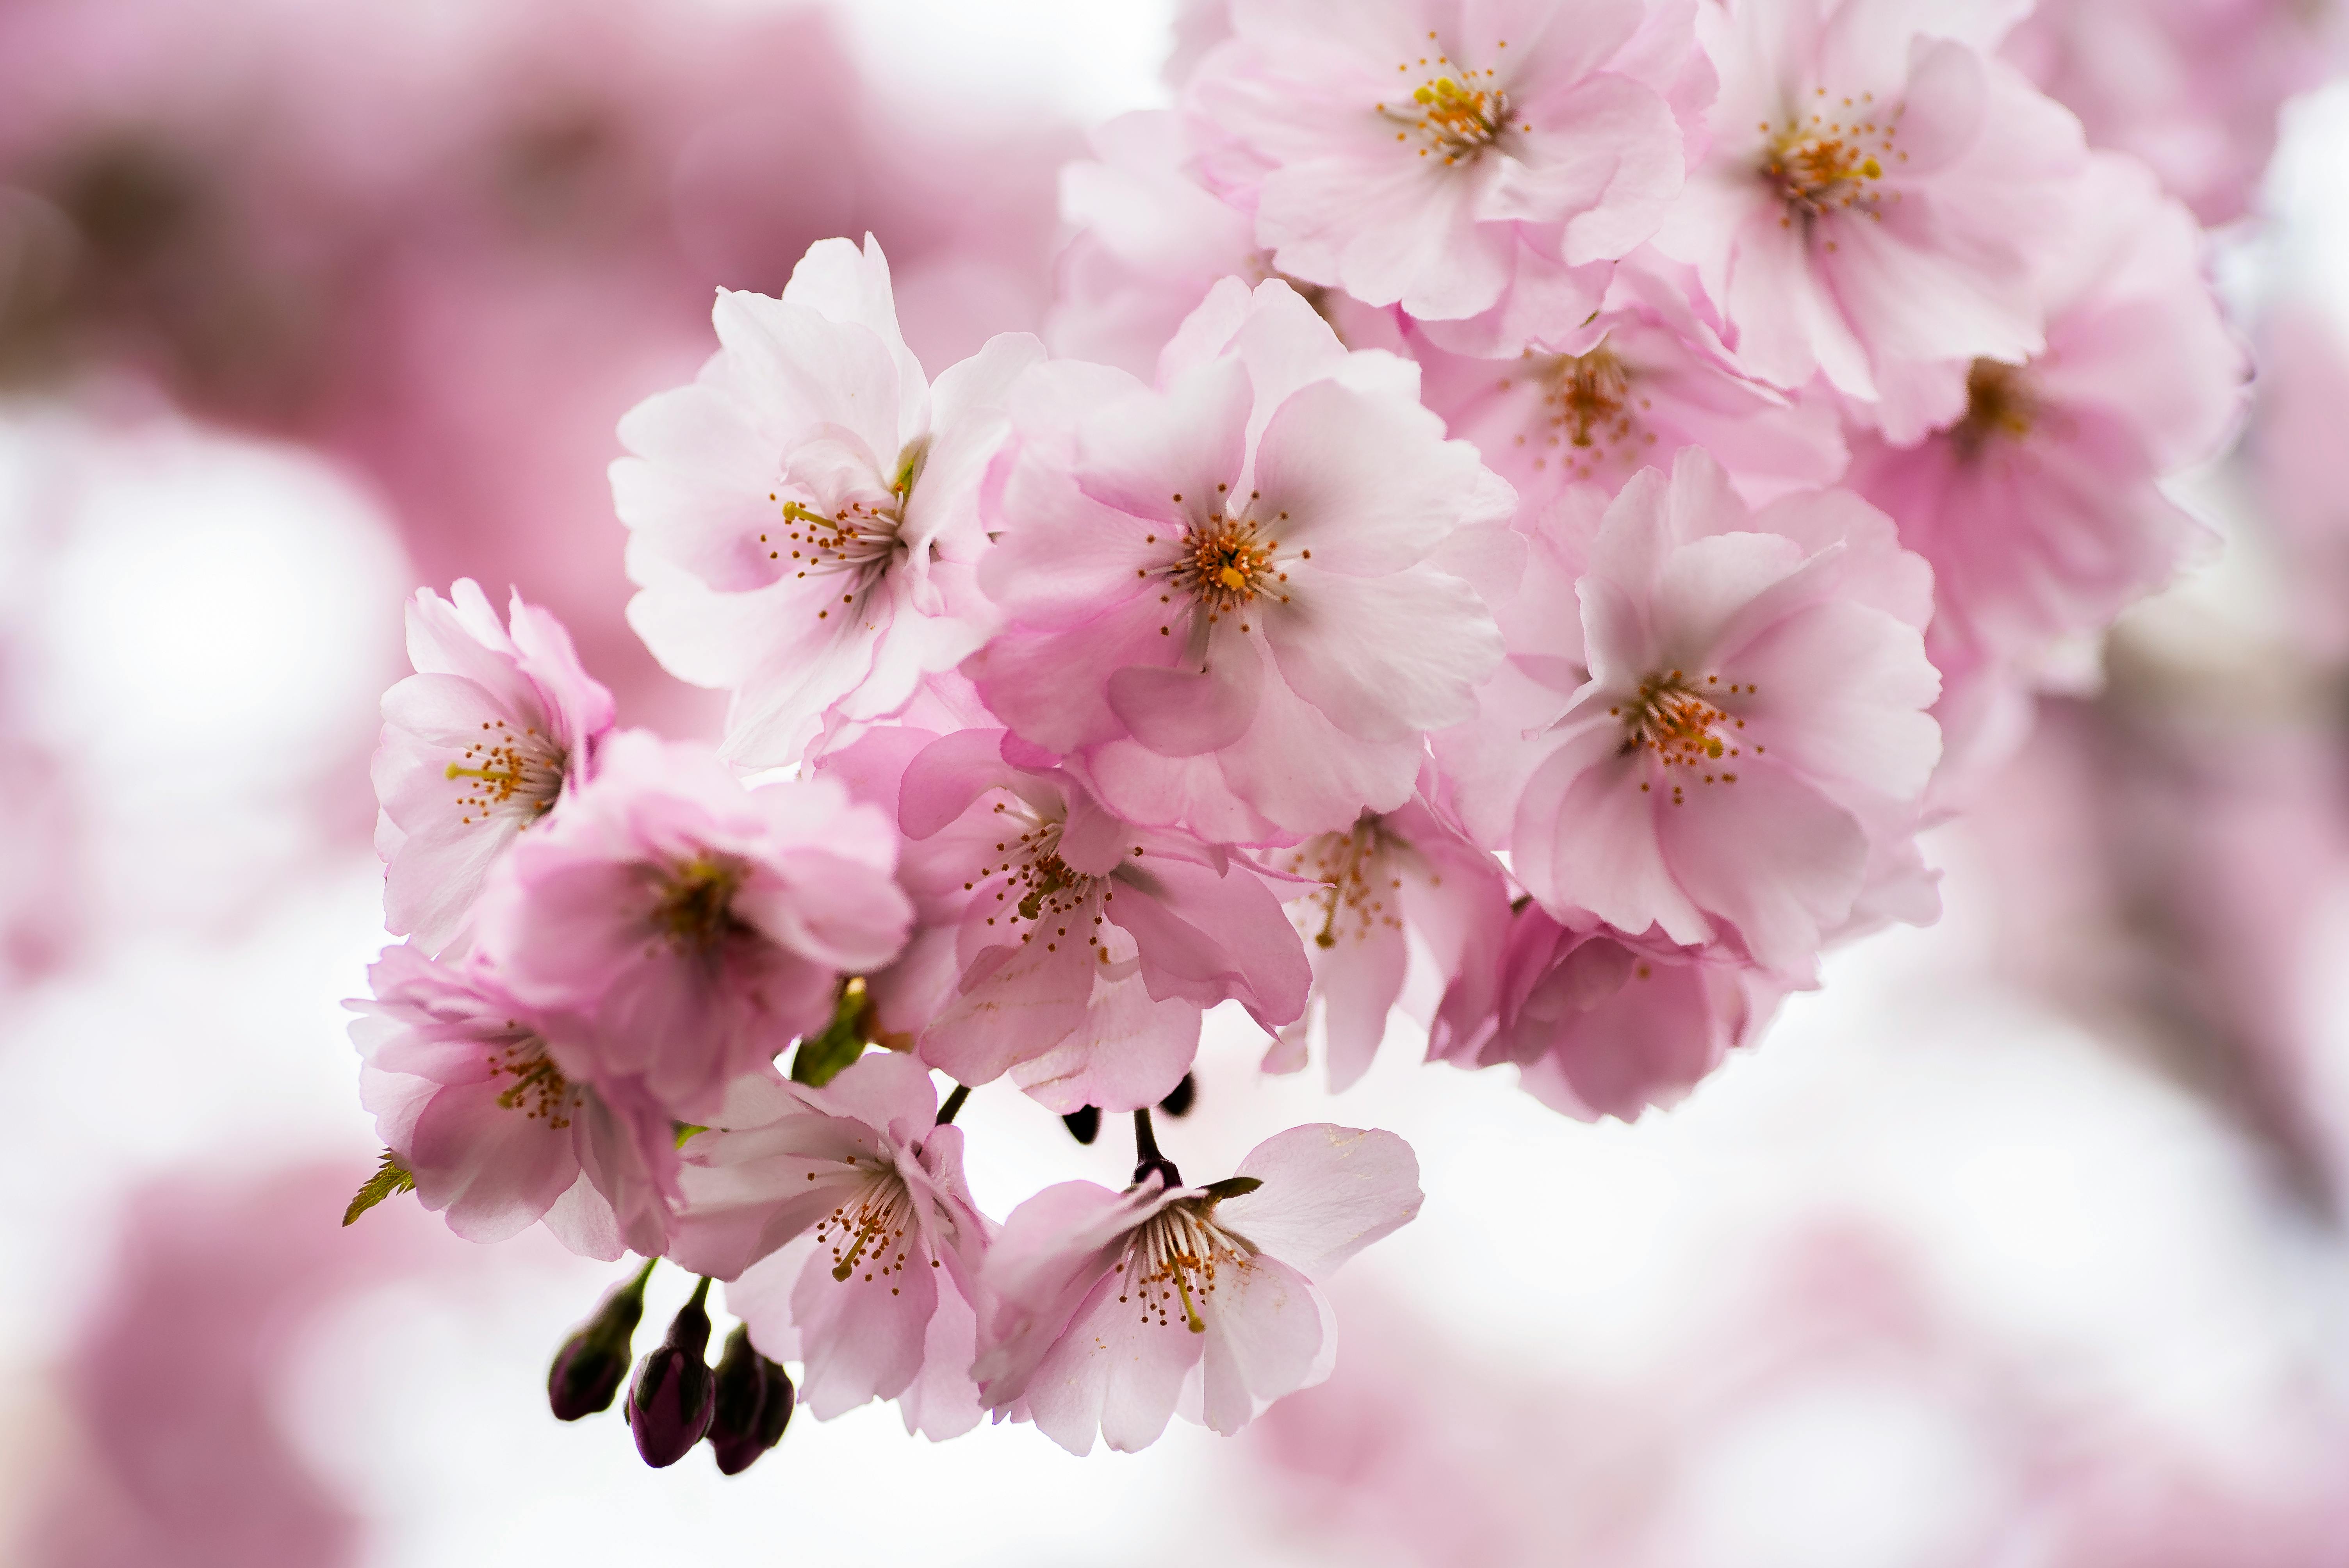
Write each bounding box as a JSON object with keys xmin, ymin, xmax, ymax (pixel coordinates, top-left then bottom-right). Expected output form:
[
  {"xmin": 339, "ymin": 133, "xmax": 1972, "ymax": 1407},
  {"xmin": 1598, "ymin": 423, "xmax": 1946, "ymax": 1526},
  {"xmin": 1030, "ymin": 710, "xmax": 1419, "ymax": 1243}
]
[
  {"xmin": 11, "ymin": 1163, "xmax": 457, "ymax": 1568},
  {"xmin": 1243, "ymin": 1229, "xmax": 2349, "ymax": 1568},
  {"xmin": 0, "ymin": 0, "xmax": 1078, "ymax": 730},
  {"xmin": 2004, "ymin": 0, "xmax": 2347, "ymax": 227}
]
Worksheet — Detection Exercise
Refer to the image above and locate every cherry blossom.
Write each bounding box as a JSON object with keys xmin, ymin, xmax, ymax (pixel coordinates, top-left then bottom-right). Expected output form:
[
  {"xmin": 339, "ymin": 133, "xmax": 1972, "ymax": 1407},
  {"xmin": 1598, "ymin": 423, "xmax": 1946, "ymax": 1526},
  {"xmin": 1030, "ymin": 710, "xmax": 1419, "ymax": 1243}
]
[
  {"xmin": 1845, "ymin": 154, "xmax": 2244, "ymax": 674},
  {"xmin": 473, "ymin": 729, "xmax": 914, "ymax": 1126},
  {"xmin": 974, "ymin": 1123, "xmax": 1421, "ymax": 1453},
  {"xmin": 613, "ymin": 235, "xmax": 1044, "ymax": 769},
  {"xmin": 1265, "ymin": 795, "xmax": 1513, "ymax": 1091},
  {"xmin": 349, "ymin": 943, "xmax": 678, "ymax": 1259},
  {"xmin": 969, "ymin": 277, "xmax": 1511, "ymax": 841},
  {"xmin": 1655, "ymin": 0, "xmax": 2089, "ymax": 436},
  {"xmin": 372, "ymin": 579, "xmax": 613, "ymax": 956},
  {"xmin": 1415, "ymin": 258, "xmax": 1849, "ymax": 512},
  {"xmin": 822, "ymin": 725, "xmax": 1311, "ymax": 1114},
  {"xmin": 1429, "ymin": 903, "xmax": 1786, "ymax": 1119},
  {"xmin": 672, "ymin": 1053, "xmax": 994, "ymax": 1440},
  {"xmin": 1462, "ymin": 449, "xmax": 1941, "ymax": 976},
  {"xmin": 1186, "ymin": 0, "xmax": 1704, "ymax": 353}
]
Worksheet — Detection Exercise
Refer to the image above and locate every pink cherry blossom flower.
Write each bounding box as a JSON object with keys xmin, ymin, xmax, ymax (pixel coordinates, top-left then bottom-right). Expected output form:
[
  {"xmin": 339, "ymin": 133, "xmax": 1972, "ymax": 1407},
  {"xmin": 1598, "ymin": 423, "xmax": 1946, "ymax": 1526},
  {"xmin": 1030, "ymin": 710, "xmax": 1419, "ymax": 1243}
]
[
  {"xmin": 350, "ymin": 943, "xmax": 679, "ymax": 1259},
  {"xmin": 372, "ymin": 579, "xmax": 613, "ymax": 955},
  {"xmin": 821, "ymin": 725, "xmax": 1312, "ymax": 1113},
  {"xmin": 1845, "ymin": 154, "xmax": 2244, "ymax": 671},
  {"xmin": 1185, "ymin": 0, "xmax": 1703, "ymax": 353},
  {"xmin": 1266, "ymin": 795, "xmax": 1513, "ymax": 1091},
  {"xmin": 2003, "ymin": 0, "xmax": 2344, "ymax": 227},
  {"xmin": 1654, "ymin": 0, "xmax": 2089, "ymax": 434},
  {"xmin": 969, "ymin": 277, "xmax": 1512, "ymax": 842},
  {"xmin": 1414, "ymin": 258, "xmax": 1850, "ymax": 513},
  {"xmin": 613, "ymin": 235, "xmax": 1045, "ymax": 769},
  {"xmin": 1048, "ymin": 110, "xmax": 1405, "ymax": 380},
  {"xmin": 974, "ymin": 1123, "xmax": 1422, "ymax": 1454},
  {"xmin": 474, "ymin": 729, "xmax": 914, "ymax": 1125},
  {"xmin": 666, "ymin": 1053, "xmax": 993, "ymax": 1439},
  {"xmin": 1429, "ymin": 903, "xmax": 1786, "ymax": 1119},
  {"xmin": 1468, "ymin": 449, "xmax": 1941, "ymax": 976}
]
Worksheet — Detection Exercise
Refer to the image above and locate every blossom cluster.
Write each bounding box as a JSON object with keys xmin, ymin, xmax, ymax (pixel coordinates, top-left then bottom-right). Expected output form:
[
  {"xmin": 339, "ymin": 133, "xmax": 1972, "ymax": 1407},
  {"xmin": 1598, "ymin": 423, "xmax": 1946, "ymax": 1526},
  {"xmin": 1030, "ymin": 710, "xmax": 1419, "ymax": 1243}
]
[{"xmin": 348, "ymin": 0, "xmax": 2246, "ymax": 1464}]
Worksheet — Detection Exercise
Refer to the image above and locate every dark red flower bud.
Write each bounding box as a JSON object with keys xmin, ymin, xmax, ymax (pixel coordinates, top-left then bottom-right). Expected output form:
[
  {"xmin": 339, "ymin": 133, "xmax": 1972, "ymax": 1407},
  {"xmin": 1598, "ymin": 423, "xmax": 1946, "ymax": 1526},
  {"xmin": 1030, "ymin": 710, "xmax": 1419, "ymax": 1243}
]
[
  {"xmin": 626, "ymin": 1276, "xmax": 715, "ymax": 1467},
  {"xmin": 546, "ymin": 1259, "xmax": 654, "ymax": 1422},
  {"xmin": 708, "ymin": 1322, "xmax": 795, "ymax": 1475}
]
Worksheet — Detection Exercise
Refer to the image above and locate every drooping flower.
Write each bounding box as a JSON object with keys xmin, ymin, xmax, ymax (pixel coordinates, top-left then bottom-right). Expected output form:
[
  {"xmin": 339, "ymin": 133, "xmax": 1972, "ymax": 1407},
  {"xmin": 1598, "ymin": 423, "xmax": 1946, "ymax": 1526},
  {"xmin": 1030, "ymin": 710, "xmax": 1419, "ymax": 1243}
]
[
  {"xmin": 372, "ymin": 579, "xmax": 613, "ymax": 955},
  {"xmin": 1414, "ymin": 260, "xmax": 1849, "ymax": 513},
  {"xmin": 969, "ymin": 277, "xmax": 1512, "ymax": 842},
  {"xmin": 974, "ymin": 1123, "xmax": 1422, "ymax": 1454},
  {"xmin": 473, "ymin": 729, "xmax": 914, "ymax": 1126},
  {"xmin": 1185, "ymin": 0, "xmax": 1704, "ymax": 353},
  {"xmin": 1654, "ymin": 0, "xmax": 2090, "ymax": 436},
  {"xmin": 820, "ymin": 725, "xmax": 1312, "ymax": 1113},
  {"xmin": 613, "ymin": 235, "xmax": 1045, "ymax": 769},
  {"xmin": 1265, "ymin": 795, "xmax": 1513, "ymax": 1091},
  {"xmin": 669, "ymin": 1053, "xmax": 993, "ymax": 1440},
  {"xmin": 1467, "ymin": 449, "xmax": 1941, "ymax": 977},
  {"xmin": 348, "ymin": 943, "xmax": 678, "ymax": 1259},
  {"xmin": 1428, "ymin": 903, "xmax": 1786, "ymax": 1119},
  {"xmin": 1844, "ymin": 154, "xmax": 2244, "ymax": 673}
]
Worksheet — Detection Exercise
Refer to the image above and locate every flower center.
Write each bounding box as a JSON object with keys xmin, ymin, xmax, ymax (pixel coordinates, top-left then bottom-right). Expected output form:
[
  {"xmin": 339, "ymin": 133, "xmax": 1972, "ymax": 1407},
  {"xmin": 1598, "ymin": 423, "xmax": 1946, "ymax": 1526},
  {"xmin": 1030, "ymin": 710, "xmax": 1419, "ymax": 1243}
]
[
  {"xmin": 1141, "ymin": 483, "xmax": 1296, "ymax": 635},
  {"xmin": 1613, "ymin": 673, "xmax": 1755, "ymax": 803},
  {"xmin": 1115, "ymin": 1199, "xmax": 1255, "ymax": 1334},
  {"xmin": 970, "ymin": 804, "xmax": 1117, "ymax": 961},
  {"xmin": 491, "ymin": 1032, "xmax": 578, "ymax": 1128},
  {"xmin": 817, "ymin": 1164, "xmax": 918, "ymax": 1286},
  {"xmin": 758, "ymin": 438, "xmax": 928, "ymax": 623},
  {"xmin": 444, "ymin": 719, "xmax": 564, "ymax": 829},
  {"xmin": 1281, "ymin": 816, "xmax": 1400, "ymax": 950},
  {"xmin": 1762, "ymin": 94, "xmax": 1897, "ymax": 224},
  {"xmin": 1379, "ymin": 38, "xmax": 1517, "ymax": 166},
  {"xmin": 1952, "ymin": 358, "xmax": 2038, "ymax": 455},
  {"xmin": 1544, "ymin": 344, "xmax": 1634, "ymax": 448},
  {"xmin": 649, "ymin": 854, "xmax": 746, "ymax": 952}
]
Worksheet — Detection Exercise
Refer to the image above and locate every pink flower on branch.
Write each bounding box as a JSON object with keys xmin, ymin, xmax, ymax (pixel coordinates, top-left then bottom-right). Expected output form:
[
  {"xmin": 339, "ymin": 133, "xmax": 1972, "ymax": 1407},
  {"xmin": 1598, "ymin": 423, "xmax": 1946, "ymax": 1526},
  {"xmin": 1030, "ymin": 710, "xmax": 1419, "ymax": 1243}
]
[
  {"xmin": 1188, "ymin": 0, "xmax": 1704, "ymax": 353},
  {"xmin": 1656, "ymin": 0, "xmax": 2089, "ymax": 432},
  {"xmin": 474, "ymin": 730, "xmax": 914, "ymax": 1127},
  {"xmin": 1430, "ymin": 903, "xmax": 1787, "ymax": 1120},
  {"xmin": 1461, "ymin": 449, "xmax": 1941, "ymax": 977},
  {"xmin": 1846, "ymin": 154, "xmax": 2244, "ymax": 673},
  {"xmin": 970, "ymin": 278, "xmax": 1511, "ymax": 842},
  {"xmin": 614, "ymin": 236, "xmax": 1044, "ymax": 769},
  {"xmin": 373, "ymin": 579, "xmax": 613, "ymax": 956},
  {"xmin": 1267, "ymin": 795, "xmax": 1514, "ymax": 1091},
  {"xmin": 823, "ymin": 725, "xmax": 1311, "ymax": 1114},
  {"xmin": 974, "ymin": 1123, "xmax": 1422, "ymax": 1454},
  {"xmin": 349, "ymin": 944, "xmax": 679, "ymax": 1259},
  {"xmin": 671, "ymin": 1053, "xmax": 994, "ymax": 1440}
]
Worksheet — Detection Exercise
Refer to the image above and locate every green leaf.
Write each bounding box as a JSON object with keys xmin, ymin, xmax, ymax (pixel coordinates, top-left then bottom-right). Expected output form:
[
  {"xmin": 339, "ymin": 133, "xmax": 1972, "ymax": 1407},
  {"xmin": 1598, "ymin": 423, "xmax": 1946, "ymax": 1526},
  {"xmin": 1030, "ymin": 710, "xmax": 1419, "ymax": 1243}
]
[
  {"xmin": 673, "ymin": 1123, "xmax": 708, "ymax": 1149},
  {"xmin": 1197, "ymin": 1176, "xmax": 1263, "ymax": 1203},
  {"xmin": 791, "ymin": 977, "xmax": 872, "ymax": 1088},
  {"xmin": 343, "ymin": 1149, "xmax": 415, "ymax": 1227}
]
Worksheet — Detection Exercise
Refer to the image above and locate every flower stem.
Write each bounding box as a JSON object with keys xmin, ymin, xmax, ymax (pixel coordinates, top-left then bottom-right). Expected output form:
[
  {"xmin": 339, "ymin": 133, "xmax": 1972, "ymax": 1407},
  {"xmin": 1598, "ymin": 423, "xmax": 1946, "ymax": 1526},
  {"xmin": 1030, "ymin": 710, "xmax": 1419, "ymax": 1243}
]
[
  {"xmin": 1132, "ymin": 1107, "xmax": 1183, "ymax": 1190},
  {"xmin": 935, "ymin": 1083, "xmax": 971, "ymax": 1126}
]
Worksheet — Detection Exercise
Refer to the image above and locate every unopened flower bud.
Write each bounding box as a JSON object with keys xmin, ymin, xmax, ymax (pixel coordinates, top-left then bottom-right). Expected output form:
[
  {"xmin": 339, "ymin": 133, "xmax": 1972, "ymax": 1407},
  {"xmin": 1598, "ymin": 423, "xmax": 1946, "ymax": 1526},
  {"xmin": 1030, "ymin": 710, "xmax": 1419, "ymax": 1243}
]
[
  {"xmin": 1158, "ymin": 1073, "xmax": 1196, "ymax": 1117},
  {"xmin": 708, "ymin": 1322, "xmax": 795, "ymax": 1475},
  {"xmin": 626, "ymin": 1276, "xmax": 716, "ymax": 1467},
  {"xmin": 546, "ymin": 1258, "xmax": 654, "ymax": 1422}
]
